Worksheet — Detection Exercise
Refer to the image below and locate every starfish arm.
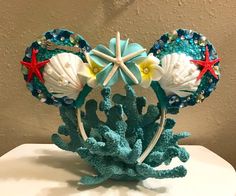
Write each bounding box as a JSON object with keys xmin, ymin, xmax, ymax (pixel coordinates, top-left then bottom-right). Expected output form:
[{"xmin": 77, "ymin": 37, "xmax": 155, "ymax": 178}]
[
  {"xmin": 190, "ymin": 60, "xmax": 206, "ymax": 67},
  {"xmin": 92, "ymin": 49, "xmax": 116, "ymax": 63},
  {"xmin": 31, "ymin": 51, "xmax": 37, "ymax": 65},
  {"xmin": 197, "ymin": 67, "xmax": 208, "ymax": 81},
  {"xmin": 27, "ymin": 70, "xmax": 33, "ymax": 82},
  {"xmin": 205, "ymin": 46, "xmax": 209, "ymax": 62},
  {"xmin": 211, "ymin": 58, "xmax": 220, "ymax": 65},
  {"xmin": 21, "ymin": 61, "xmax": 32, "ymax": 68},
  {"xmin": 35, "ymin": 68, "xmax": 44, "ymax": 83},
  {"xmin": 120, "ymin": 62, "xmax": 139, "ymax": 84},
  {"xmin": 37, "ymin": 60, "xmax": 50, "ymax": 68},
  {"xmin": 116, "ymin": 32, "xmax": 121, "ymax": 58},
  {"xmin": 103, "ymin": 64, "xmax": 119, "ymax": 86},
  {"xmin": 209, "ymin": 68, "xmax": 218, "ymax": 79},
  {"xmin": 122, "ymin": 49, "xmax": 146, "ymax": 62},
  {"xmin": 32, "ymin": 48, "xmax": 38, "ymax": 54}
]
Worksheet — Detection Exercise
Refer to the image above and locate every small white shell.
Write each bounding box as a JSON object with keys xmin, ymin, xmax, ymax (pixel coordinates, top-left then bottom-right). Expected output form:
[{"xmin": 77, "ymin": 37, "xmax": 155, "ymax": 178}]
[
  {"xmin": 43, "ymin": 53, "xmax": 85, "ymax": 99},
  {"xmin": 158, "ymin": 53, "xmax": 201, "ymax": 97}
]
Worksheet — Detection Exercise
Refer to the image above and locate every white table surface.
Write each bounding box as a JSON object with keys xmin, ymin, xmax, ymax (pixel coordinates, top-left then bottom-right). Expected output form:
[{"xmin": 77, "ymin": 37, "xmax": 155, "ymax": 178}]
[{"xmin": 0, "ymin": 144, "xmax": 235, "ymax": 196}]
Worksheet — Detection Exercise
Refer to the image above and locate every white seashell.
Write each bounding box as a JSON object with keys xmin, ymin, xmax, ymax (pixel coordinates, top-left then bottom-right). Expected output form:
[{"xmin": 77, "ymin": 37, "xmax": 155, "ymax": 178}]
[
  {"xmin": 43, "ymin": 52, "xmax": 85, "ymax": 99},
  {"xmin": 158, "ymin": 53, "xmax": 201, "ymax": 97}
]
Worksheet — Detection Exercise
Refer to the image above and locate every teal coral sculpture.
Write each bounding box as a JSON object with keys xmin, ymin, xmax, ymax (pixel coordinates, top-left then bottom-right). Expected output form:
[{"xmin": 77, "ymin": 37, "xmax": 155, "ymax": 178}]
[
  {"xmin": 52, "ymin": 85, "xmax": 190, "ymax": 185},
  {"xmin": 20, "ymin": 28, "xmax": 220, "ymax": 186}
]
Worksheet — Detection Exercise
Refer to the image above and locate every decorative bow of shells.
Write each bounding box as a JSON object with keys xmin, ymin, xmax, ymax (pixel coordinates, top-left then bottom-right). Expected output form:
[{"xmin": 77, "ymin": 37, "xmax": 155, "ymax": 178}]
[{"xmin": 20, "ymin": 29, "xmax": 220, "ymax": 185}]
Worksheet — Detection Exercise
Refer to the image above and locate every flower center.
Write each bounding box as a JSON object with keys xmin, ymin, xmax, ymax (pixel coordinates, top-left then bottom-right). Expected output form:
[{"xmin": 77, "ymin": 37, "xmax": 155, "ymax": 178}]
[{"xmin": 143, "ymin": 67, "xmax": 150, "ymax": 74}]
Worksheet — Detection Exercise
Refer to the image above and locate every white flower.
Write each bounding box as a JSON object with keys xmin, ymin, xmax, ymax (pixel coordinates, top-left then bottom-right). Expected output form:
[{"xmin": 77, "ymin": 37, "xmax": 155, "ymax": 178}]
[
  {"xmin": 136, "ymin": 53, "xmax": 164, "ymax": 88},
  {"xmin": 77, "ymin": 55, "xmax": 102, "ymax": 88}
]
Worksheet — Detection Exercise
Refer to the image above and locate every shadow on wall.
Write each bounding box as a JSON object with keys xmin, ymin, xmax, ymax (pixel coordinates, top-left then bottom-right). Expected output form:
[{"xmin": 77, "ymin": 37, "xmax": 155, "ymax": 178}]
[{"xmin": 102, "ymin": 0, "xmax": 136, "ymax": 23}]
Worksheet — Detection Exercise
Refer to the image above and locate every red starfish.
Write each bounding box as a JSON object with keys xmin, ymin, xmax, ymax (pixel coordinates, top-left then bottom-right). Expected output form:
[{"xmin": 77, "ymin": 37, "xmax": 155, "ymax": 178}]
[
  {"xmin": 190, "ymin": 46, "xmax": 220, "ymax": 80},
  {"xmin": 21, "ymin": 49, "xmax": 50, "ymax": 83}
]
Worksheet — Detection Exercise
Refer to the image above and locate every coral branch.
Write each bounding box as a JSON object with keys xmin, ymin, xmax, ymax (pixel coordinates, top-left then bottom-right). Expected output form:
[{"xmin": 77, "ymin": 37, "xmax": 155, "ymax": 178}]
[
  {"xmin": 136, "ymin": 164, "xmax": 187, "ymax": 178},
  {"xmin": 51, "ymin": 85, "xmax": 190, "ymax": 185}
]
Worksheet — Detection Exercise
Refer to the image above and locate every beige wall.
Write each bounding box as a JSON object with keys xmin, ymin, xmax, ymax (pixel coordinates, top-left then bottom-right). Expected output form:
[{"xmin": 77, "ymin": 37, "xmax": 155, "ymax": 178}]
[{"xmin": 0, "ymin": 0, "xmax": 235, "ymax": 168}]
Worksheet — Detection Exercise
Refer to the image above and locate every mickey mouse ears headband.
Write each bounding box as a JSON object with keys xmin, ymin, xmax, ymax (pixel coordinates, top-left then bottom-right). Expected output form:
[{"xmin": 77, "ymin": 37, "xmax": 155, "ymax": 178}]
[
  {"xmin": 20, "ymin": 28, "xmax": 220, "ymax": 163},
  {"xmin": 21, "ymin": 28, "xmax": 220, "ymax": 108}
]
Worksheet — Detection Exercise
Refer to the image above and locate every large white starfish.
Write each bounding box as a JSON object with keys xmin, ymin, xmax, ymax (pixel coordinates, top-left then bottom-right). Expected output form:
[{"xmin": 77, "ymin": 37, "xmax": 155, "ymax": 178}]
[{"xmin": 91, "ymin": 32, "xmax": 146, "ymax": 86}]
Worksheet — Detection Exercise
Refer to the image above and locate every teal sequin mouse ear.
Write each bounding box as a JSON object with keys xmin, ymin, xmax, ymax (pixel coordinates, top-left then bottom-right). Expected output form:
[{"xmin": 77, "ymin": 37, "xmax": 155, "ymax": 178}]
[
  {"xmin": 20, "ymin": 29, "xmax": 94, "ymax": 140},
  {"xmin": 149, "ymin": 29, "xmax": 220, "ymax": 113},
  {"xmin": 138, "ymin": 29, "xmax": 221, "ymax": 163},
  {"xmin": 20, "ymin": 29, "xmax": 92, "ymax": 107}
]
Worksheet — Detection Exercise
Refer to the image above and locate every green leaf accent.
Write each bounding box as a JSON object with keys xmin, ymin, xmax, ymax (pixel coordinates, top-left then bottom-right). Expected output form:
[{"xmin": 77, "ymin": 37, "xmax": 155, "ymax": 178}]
[{"xmin": 75, "ymin": 84, "xmax": 92, "ymax": 108}]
